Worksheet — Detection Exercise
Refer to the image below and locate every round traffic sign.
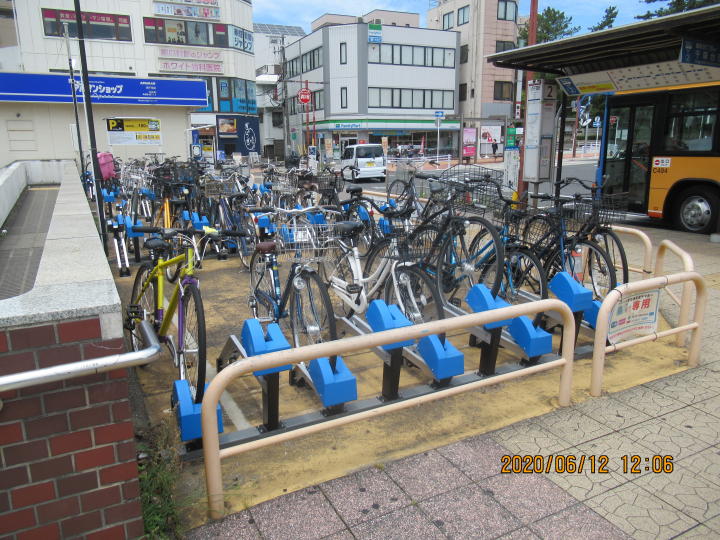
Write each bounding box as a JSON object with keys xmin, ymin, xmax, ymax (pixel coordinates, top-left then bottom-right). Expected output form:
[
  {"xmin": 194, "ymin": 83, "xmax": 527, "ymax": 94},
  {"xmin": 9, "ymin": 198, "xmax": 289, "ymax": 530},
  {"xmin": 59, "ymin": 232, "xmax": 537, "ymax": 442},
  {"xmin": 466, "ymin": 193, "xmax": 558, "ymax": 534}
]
[{"xmin": 297, "ymin": 88, "xmax": 311, "ymax": 104}]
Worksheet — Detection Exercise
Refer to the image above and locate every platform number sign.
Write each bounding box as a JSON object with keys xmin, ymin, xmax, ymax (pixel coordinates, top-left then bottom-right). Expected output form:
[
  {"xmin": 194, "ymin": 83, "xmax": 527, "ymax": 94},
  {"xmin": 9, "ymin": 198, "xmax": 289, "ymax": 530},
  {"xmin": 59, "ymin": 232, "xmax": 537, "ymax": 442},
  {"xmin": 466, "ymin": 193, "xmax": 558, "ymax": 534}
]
[{"xmin": 543, "ymin": 83, "xmax": 556, "ymax": 100}]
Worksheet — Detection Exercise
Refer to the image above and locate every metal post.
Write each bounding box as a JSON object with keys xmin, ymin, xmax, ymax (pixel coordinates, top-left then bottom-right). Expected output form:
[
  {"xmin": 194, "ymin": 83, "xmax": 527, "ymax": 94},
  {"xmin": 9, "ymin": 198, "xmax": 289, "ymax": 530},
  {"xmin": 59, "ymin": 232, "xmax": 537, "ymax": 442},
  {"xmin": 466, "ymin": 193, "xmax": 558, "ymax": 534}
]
[
  {"xmin": 63, "ymin": 24, "xmax": 85, "ymax": 176},
  {"xmin": 381, "ymin": 349, "xmax": 403, "ymax": 401},
  {"xmin": 73, "ymin": 0, "xmax": 107, "ymax": 253},
  {"xmin": 555, "ymin": 93, "xmax": 568, "ymax": 201}
]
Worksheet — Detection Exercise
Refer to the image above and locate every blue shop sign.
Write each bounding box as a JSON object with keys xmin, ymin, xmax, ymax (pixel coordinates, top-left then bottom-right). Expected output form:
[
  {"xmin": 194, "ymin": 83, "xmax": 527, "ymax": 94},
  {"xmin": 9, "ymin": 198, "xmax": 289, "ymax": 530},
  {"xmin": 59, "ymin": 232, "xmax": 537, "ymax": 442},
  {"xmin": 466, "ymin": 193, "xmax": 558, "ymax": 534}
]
[{"xmin": 0, "ymin": 72, "xmax": 208, "ymax": 107}]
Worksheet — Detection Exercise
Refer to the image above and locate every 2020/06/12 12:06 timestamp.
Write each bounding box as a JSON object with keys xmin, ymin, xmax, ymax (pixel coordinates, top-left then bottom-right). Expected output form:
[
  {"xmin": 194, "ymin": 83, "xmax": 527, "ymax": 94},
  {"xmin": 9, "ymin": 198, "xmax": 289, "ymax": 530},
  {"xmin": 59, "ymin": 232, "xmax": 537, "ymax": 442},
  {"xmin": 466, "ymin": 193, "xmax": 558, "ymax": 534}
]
[{"xmin": 500, "ymin": 455, "xmax": 675, "ymax": 474}]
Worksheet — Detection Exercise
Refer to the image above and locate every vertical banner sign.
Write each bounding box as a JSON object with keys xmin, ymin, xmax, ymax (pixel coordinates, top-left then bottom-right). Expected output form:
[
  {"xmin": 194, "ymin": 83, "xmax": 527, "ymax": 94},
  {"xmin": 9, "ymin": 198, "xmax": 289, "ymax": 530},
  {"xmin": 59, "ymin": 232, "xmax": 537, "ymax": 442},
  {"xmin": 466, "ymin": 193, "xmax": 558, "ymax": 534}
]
[
  {"xmin": 462, "ymin": 127, "xmax": 477, "ymax": 157},
  {"xmin": 106, "ymin": 118, "xmax": 161, "ymax": 145},
  {"xmin": 368, "ymin": 24, "xmax": 382, "ymax": 43},
  {"xmin": 608, "ymin": 290, "xmax": 661, "ymax": 345},
  {"xmin": 381, "ymin": 136, "xmax": 389, "ymax": 157},
  {"xmin": 503, "ymin": 148, "xmax": 521, "ymax": 192}
]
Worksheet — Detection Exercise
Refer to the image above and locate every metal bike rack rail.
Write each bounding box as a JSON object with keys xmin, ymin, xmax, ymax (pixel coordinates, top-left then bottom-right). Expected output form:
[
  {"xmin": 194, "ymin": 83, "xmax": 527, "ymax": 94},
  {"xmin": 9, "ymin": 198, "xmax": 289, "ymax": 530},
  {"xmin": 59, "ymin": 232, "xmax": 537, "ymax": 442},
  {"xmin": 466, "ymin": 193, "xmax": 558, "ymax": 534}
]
[
  {"xmin": 611, "ymin": 225, "xmax": 653, "ymax": 279},
  {"xmin": 201, "ymin": 299, "xmax": 576, "ymax": 519},
  {"xmin": 589, "ymin": 270, "xmax": 706, "ymax": 397},
  {"xmin": 0, "ymin": 321, "xmax": 161, "ymax": 397},
  {"xmin": 653, "ymin": 239, "xmax": 696, "ymax": 346}
]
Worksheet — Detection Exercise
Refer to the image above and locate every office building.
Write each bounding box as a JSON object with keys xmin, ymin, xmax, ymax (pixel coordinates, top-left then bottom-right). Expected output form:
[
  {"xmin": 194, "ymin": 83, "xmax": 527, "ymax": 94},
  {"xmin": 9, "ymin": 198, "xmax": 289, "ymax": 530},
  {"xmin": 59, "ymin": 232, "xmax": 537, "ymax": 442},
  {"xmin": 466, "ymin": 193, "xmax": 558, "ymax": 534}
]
[{"xmin": 0, "ymin": 0, "xmax": 257, "ymax": 166}]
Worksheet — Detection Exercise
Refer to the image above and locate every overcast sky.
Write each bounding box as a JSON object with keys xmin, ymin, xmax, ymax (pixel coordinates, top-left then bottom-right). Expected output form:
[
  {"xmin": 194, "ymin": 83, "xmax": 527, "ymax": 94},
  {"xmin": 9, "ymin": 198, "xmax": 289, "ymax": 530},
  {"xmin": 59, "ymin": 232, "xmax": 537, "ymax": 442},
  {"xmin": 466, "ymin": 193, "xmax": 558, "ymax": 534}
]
[{"xmin": 252, "ymin": 0, "xmax": 652, "ymax": 35}]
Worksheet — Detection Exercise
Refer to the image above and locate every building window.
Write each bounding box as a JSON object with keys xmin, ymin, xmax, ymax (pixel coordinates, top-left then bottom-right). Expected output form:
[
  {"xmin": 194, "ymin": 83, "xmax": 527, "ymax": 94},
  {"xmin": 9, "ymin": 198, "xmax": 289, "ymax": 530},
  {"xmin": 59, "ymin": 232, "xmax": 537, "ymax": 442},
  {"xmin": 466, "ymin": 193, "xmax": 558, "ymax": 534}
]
[
  {"xmin": 340, "ymin": 87, "xmax": 348, "ymax": 109},
  {"xmin": 367, "ymin": 43, "xmax": 456, "ymax": 68},
  {"xmin": 459, "ymin": 44, "xmax": 469, "ymax": 64},
  {"xmin": 494, "ymin": 81, "xmax": 513, "ymax": 100},
  {"xmin": 496, "ymin": 40, "xmax": 516, "ymax": 52},
  {"xmin": 498, "ymin": 0, "xmax": 517, "ymax": 21},
  {"xmin": 296, "ymin": 47, "xmax": 322, "ymax": 74},
  {"xmin": 457, "ymin": 6, "xmax": 470, "ymax": 25},
  {"xmin": 368, "ymin": 87, "xmax": 454, "ymax": 109},
  {"xmin": 272, "ymin": 111, "xmax": 283, "ymax": 127},
  {"xmin": 143, "ymin": 17, "xmax": 246, "ymax": 49},
  {"xmin": 662, "ymin": 88, "xmax": 719, "ymax": 153},
  {"xmin": 214, "ymin": 24, "xmax": 228, "ymax": 48},
  {"xmin": 340, "ymin": 42, "xmax": 347, "ymax": 64},
  {"xmin": 213, "ymin": 77, "xmax": 257, "ymax": 113},
  {"xmin": 312, "ymin": 89, "xmax": 324, "ymax": 110},
  {"xmin": 42, "ymin": 9, "xmax": 132, "ymax": 41},
  {"xmin": 459, "ymin": 83, "xmax": 467, "ymax": 102},
  {"xmin": 442, "ymin": 12, "xmax": 454, "ymax": 30}
]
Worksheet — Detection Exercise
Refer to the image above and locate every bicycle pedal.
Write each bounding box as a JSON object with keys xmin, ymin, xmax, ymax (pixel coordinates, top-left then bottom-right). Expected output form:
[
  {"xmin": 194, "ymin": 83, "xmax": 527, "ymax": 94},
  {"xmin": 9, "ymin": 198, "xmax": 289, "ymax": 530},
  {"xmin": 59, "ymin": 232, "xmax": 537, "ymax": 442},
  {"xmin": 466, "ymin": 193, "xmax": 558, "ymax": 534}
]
[
  {"xmin": 449, "ymin": 297, "xmax": 462, "ymax": 307},
  {"xmin": 346, "ymin": 284, "xmax": 362, "ymax": 294}
]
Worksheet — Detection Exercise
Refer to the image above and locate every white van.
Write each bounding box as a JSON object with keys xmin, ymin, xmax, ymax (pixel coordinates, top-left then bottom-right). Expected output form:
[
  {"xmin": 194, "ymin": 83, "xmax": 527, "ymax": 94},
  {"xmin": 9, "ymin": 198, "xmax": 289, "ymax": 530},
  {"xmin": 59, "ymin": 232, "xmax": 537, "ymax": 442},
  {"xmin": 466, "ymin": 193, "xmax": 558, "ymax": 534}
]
[{"xmin": 341, "ymin": 144, "xmax": 386, "ymax": 181}]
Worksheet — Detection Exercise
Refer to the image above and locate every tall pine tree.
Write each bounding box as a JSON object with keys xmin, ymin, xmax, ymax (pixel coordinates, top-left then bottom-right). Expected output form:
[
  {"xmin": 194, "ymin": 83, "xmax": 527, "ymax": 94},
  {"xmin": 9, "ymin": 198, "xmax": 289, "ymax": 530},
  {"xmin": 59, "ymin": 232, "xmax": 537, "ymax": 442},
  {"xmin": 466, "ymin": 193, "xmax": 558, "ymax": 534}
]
[
  {"xmin": 636, "ymin": 0, "xmax": 720, "ymax": 20},
  {"xmin": 589, "ymin": 6, "xmax": 619, "ymax": 31}
]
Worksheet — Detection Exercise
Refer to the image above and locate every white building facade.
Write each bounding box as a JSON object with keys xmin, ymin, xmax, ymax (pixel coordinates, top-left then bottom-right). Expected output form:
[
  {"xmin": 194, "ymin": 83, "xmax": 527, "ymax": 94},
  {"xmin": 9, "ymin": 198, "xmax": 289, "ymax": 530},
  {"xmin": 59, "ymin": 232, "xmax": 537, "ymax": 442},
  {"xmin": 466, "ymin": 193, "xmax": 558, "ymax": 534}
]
[
  {"xmin": 0, "ymin": 0, "xmax": 257, "ymax": 166},
  {"xmin": 427, "ymin": 0, "xmax": 518, "ymax": 156},
  {"xmin": 283, "ymin": 23, "xmax": 460, "ymax": 158}
]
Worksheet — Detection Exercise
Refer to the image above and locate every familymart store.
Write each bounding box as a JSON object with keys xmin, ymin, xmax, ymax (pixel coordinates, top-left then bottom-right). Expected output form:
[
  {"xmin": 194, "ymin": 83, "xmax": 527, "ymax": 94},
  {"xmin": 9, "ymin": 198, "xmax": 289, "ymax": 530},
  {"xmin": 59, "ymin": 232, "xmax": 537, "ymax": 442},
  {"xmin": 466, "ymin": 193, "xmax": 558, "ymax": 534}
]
[{"xmin": 310, "ymin": 117, "xmax": 460, "ymax": 159}]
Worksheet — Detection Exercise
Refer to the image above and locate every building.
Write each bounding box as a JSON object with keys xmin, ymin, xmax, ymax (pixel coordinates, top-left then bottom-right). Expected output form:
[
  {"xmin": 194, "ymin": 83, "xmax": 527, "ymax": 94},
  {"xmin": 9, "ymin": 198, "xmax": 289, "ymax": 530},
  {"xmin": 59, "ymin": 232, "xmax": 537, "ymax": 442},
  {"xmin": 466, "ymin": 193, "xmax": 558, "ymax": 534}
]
[
  {"xmin": 253, "ymin": 23, "xmax": 305, "ymax": 160},
  {"xmin": 0, "ymin": 0, "xmax": 258, "ymax": 167},
  {"xmin": 311, "ymin": 10, "xmax": 420, "ymax": 32},
  {"xmin": 427, "ymin": 0, "xmax": 518, "ymax": 156},
  {"xmin": 282, "ymin": 22, "xmax": 460, "ymax": 159}
]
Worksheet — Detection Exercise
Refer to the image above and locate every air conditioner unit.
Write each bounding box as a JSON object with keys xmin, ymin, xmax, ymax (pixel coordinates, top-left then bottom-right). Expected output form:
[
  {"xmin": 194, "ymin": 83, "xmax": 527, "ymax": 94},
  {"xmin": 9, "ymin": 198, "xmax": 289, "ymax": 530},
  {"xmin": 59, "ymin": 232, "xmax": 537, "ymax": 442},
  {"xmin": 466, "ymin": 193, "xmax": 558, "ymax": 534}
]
[
  {"xmin": 270, "ymin": 38, "xmax": 278, "ymax": 44},
  {"xmin": 375, "ymin": 19, "xmax": 382, "ymax": 24}
]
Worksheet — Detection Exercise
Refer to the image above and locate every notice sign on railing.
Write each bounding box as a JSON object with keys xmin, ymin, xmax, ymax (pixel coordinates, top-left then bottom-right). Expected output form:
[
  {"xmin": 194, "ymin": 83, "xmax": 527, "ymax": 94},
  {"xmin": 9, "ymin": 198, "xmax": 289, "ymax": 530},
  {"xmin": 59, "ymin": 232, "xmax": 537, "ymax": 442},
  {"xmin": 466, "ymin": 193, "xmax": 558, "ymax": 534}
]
[{"xmin": 608, "ymin": 290, "xmax": 661, "ymax": 345}]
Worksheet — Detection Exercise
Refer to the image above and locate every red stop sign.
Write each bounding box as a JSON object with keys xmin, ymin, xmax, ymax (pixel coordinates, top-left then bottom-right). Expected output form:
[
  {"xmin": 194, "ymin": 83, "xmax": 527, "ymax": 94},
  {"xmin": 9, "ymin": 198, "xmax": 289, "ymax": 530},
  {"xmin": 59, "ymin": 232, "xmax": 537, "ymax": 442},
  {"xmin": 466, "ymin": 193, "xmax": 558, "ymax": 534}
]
[{"xmin": 298, "ymin": 88, "xmax": 311, "ymax": 104}]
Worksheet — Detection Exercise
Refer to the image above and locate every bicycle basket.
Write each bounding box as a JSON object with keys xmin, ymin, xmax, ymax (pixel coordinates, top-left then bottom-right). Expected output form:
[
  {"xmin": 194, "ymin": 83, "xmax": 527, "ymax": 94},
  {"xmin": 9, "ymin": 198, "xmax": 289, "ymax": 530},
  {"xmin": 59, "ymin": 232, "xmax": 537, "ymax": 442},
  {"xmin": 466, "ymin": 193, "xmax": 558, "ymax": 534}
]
[
  {"xmin": 382, "ymin": 228, "xmax": 441, "ymax": 264},
  {"xmin": 569, "ymin": 192, "xmax": 628, "ymax": 230},
  {"xmin": 276, "ymin": 221, "xmax": 342, "ymax": 263},
  {"xmin": 448, "ymin": 181, "xmax": 504, "ymax": 218}
]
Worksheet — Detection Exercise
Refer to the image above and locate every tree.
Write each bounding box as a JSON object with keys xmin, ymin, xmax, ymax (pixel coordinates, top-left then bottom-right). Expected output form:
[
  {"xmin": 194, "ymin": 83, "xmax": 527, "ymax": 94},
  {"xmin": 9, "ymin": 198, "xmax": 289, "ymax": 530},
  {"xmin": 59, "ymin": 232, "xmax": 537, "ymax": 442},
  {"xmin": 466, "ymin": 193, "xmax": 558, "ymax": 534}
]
[
  {"xmin": 589, "ymin": 6, "xmax": 618, "ymax": 31},
  {"xmin": 518, "ymin": 7, "xmax": 581, "ymax": 44},
  {"xmin": 636, "ymin": 0, "xmax": 720, "ymax": 20}
]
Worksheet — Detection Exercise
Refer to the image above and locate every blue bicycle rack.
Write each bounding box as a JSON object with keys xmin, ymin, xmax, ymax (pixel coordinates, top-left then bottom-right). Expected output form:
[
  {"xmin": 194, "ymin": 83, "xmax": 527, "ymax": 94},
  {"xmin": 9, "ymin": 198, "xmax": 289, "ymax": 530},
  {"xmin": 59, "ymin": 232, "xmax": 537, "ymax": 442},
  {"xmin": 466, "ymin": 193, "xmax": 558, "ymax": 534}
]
[{"xmin": 173, "ymin": 380, "xmax": 223, "ymax": 442}]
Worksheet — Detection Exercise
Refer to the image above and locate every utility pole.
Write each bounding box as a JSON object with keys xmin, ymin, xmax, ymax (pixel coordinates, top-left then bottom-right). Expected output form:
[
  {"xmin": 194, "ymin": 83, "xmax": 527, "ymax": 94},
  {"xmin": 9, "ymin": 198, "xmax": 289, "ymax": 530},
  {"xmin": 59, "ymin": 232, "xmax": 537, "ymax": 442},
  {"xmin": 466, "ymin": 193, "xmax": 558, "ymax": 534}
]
[
  {"xmin": 73, "ymin": 0, "xmax": 107, "ymax": 251},
  {"xmin": 63, "ymin": 23, "xmax": 84, "ymax": 175},
  {"xmin": 280, "ymin": 35, "xmax": 291, "ymax": 156}
]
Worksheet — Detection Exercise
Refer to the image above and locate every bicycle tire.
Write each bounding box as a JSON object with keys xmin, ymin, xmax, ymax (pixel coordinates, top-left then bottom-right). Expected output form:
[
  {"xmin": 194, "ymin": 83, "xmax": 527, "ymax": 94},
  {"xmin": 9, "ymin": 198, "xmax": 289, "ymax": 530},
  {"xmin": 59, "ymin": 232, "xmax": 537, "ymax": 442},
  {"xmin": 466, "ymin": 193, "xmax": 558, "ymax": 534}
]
[
  {"xmin": 594, "ymin": 228, "xmax": 629, "ymax": 285},
  {"xmin": 436, "ymin": 216, "xmax": 504, "ymax": 311},
  {"xmin": 384, "ymin": 263, "xmax": 445, "ymax": 326},
  {"xmin": 128, "ymin": 262, "xmax": 156, "ymax": 351},
  {"xmin": 498, "ymin": 247, "xmax": 548, "ymax": 326},
  {"xmin": 387, "ymin": 179, "xmax": 413, "ymax": 209},
  {"xmin": 322, "ymin": 244, "xmax": 359, "ymax": 319},
  {"xmin": 346, "ymin": 203, "xmax": 378, "ymax": 257},
  {"xmin": 522, "ymin": 214, "xmax": 557, "ymax": 261},
  {"xmin": 363, "ymin": 237, "xmax": 393, "ymax": 301},
  {"xmin": 287, "ymin": 269, "xmax": 338, "ymax": 370},
  {"xmin": 165, "ymin": 215, "xmax": 184, "ymax": 283},
  {"xmin": 181, "ymin": 283, "xmax": 206, "ymax": 404},
  {"xmin": 249, "ymin": 250, "xmax": 276, "ymax": 322},
  {"xmin": 544, "ymin": 238, "xmax": 617, "ymax": 300}
]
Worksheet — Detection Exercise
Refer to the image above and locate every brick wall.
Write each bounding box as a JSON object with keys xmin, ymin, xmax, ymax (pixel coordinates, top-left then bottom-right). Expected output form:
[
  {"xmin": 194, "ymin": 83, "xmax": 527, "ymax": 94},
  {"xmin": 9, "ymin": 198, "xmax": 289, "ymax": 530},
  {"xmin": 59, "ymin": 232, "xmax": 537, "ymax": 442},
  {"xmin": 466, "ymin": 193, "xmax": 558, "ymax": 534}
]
[{"xmin": 0, "ymin": 316, "xmax": 144, "ymax": 539}]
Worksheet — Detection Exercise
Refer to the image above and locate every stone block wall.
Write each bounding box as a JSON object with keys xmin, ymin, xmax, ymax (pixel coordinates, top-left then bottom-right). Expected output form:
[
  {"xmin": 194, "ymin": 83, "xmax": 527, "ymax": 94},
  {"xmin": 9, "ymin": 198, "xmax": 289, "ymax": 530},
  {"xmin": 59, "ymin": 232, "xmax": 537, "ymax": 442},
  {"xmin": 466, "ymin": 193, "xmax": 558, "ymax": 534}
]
[{"xmin": 0, "ymin": 316, "xmax": 144, "ymax": 539}]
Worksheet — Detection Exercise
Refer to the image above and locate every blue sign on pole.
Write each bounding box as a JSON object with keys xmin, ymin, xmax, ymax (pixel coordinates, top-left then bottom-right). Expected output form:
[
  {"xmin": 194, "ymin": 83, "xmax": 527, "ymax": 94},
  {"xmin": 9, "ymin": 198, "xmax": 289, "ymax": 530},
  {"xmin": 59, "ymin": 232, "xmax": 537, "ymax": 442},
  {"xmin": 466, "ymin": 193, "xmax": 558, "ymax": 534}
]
[
  {"xmin": 0, "ymin": 72, "xmax": 208, "ymax": 107},
  {"xmin": 435, "ymin": 111, "xmax": 445, "ymax": 118},
  {"xmin": 680, "ymin": 39, "xmax": 720, "ymax": 68}
]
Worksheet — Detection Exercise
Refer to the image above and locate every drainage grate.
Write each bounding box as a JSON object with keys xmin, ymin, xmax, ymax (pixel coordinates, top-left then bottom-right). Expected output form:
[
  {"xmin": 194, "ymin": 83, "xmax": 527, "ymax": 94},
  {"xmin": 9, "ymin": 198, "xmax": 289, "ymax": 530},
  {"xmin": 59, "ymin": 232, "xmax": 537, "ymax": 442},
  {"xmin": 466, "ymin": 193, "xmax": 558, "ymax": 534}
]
[{"xmin": 0, "ymin": 187, "xmax": 59, "ymax": 300}]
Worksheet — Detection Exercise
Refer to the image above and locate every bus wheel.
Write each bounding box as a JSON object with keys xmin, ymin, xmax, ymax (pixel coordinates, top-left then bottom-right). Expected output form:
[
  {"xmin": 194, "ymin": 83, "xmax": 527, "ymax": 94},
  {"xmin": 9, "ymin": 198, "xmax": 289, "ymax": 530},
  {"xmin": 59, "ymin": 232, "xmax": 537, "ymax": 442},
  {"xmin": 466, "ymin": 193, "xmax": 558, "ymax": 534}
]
[{"xmin": 674, "ymin": 187, "xmax": 719, "ymax": 234}]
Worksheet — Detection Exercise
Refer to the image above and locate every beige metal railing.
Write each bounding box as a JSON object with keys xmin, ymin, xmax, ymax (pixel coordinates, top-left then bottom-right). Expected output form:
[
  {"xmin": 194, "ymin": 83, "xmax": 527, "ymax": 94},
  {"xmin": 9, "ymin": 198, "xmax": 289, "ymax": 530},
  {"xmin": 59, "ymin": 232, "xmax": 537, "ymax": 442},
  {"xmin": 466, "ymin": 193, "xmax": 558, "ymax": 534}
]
[
  {"xmin": 611, "ymin": 225, "xmax": 653, "ymax": 279},
  {"xmin": 654, "ymin": 239, "xmax": 696, "ymax": 346},
  {"xmin": 590, "ymin": 270, "xmax": 706, "ymax": 397},
  {"xmin": 201, "ymin": 299, "xmax": 576, "ymax": 519}
]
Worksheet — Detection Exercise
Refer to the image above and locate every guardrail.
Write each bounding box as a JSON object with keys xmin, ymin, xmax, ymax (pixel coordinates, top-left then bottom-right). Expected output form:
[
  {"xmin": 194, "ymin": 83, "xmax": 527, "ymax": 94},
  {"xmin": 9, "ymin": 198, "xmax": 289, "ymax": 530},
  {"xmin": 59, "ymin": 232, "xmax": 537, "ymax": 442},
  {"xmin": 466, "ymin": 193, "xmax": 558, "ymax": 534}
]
[
  {"xmin": 654, "ymin": 239, "xmax": 695, "ymax": 346},
  {"xmin": 0, "ymin": 321, "xmax": 161, "ymax": 395},
  {"xmin": 611, "ymin": 225, "xmax": 653, "ymax": 279},
  {"xmin": 589, "ymin": 270, "xmax": 706, "ymax": 397},
  {"xmin": 201, "ymin": 299, "xmax": 576, "ymax": 519}
]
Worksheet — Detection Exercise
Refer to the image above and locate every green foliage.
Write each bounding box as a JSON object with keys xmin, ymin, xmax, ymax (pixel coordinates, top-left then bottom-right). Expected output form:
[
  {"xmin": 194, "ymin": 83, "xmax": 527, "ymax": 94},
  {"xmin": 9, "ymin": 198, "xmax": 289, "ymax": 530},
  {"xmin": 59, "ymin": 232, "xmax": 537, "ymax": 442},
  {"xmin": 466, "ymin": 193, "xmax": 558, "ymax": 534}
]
[
  {"xmin": 635, "ymin": 0, "xmax": 720, "ymax": 20},
  {"xmin": 589, "ymin": 6, "xmax": 619, "ymax": 31},
  {"xmin": 138, "ymin": 421, "xmax": 182, "ymax": 539},
  {"xmin": 518, "ymin": 7, "xmax": 581, "ymax": 44}
]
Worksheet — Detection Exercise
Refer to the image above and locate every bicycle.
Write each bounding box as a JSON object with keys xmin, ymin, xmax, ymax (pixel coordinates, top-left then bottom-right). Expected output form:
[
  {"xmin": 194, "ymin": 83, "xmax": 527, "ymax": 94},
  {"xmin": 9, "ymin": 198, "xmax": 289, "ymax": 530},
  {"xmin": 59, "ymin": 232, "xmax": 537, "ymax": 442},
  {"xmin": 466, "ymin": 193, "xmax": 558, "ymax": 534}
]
[{"xmin": 125, "ymin": 225, "xmax": 246, "ymax": 404}]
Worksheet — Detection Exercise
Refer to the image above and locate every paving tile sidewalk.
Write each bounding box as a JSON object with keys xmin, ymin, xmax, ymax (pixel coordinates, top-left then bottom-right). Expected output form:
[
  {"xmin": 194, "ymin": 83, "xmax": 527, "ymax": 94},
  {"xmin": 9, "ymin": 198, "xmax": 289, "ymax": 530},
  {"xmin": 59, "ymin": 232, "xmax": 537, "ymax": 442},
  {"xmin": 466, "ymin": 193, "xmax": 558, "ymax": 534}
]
[{"xmin": 187, "ymin": 348, "xmax": 720, "ymax": 540}]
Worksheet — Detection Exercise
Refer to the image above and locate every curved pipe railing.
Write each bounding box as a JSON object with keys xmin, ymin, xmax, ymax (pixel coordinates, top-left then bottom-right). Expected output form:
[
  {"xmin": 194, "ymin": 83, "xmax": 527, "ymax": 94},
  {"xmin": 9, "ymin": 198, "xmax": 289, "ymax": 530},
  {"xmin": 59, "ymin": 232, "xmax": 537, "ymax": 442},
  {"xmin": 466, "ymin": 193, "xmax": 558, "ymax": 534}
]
[
  {"xmin": 653, "ymin": 240, "xmax": 696, "ymax": 346},
  {"xmin": 201, "ymin": 299, "xmax": 576, "ymax": 519},
  {"xmin": 590, "ymin": 271, "xmax": 706, "ymax": 397},
  {"xmin": 0, "ymin": 320, "xmax": 161, "ymax": 396}
]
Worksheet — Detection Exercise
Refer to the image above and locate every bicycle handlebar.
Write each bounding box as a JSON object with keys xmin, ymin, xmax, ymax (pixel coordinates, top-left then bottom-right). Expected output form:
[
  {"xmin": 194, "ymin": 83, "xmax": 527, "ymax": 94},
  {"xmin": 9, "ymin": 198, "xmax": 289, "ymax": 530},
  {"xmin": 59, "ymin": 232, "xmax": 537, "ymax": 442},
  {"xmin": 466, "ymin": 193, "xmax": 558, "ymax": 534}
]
[{"xmin": 132, "ymin": 226, "xmax": 247, "ymax": 237}]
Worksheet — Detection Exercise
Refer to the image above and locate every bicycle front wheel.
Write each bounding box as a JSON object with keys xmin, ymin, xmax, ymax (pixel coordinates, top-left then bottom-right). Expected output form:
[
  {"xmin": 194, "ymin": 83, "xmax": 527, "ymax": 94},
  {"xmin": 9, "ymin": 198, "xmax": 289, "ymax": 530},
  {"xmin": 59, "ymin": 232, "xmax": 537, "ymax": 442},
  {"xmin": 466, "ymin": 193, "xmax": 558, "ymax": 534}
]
[
  {"xmin": 385, "ymin": 263, "xmax": 444, "ymax": 325},
  {"xmin": 181, "ymin": 282, "xmax": 206, "ymax": 404},
  {"xmin": 436, "ymin": 217, "xmax": 504, "ymax": 311},
  {"xmin": 593, "ymin": 228, "xmax": 629, "ymax": 285},
  {"xmin": 287, "ymin": 270, "xmax": 338, "ymax": 367},
  {"xmin": 128, "ymin": 262, "xmax": 157, "ymax": 351},
  {"xmin": 545, "ymin": 239, "xmax": 617, "ymax": 300}
]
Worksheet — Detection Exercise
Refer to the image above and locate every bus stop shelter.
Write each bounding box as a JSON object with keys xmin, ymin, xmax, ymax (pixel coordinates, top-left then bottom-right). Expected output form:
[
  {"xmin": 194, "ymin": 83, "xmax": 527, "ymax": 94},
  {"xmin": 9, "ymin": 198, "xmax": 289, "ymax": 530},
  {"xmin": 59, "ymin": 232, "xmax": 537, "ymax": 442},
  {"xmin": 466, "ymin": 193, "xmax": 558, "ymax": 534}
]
[{"xmin": 487, "ymin": 6, "xmax": 720, "ymax": 232}]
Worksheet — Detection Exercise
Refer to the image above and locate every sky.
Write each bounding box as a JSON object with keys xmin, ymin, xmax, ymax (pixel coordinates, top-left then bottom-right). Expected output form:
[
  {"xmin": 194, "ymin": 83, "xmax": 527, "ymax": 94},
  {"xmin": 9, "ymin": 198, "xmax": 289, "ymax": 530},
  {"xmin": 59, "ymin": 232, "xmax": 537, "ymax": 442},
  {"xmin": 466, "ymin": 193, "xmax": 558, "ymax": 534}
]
[{"xmin": 252, "ymin": 0, "xmax": 653, "ymax": 36}]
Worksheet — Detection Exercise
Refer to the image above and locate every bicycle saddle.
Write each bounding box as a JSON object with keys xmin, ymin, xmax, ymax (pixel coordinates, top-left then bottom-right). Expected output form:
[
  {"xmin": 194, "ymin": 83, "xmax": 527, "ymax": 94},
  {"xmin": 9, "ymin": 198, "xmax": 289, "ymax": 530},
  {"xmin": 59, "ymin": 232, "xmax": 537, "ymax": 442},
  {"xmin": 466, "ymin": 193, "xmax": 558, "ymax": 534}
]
[
  {"xmin": 255, "ymin": 241, "xmax": 277, "ymax": 254},
  {"xmin": 143, "ymin": 238, "xmax": 171, "ymax": 252},
  {"xmin": 346, "ymin": 185, "xmax": 362, "ymax": 195},
  {"xmin": 429, "ymin": 182, "xmax": 445, "ymax": 194},
  {"xmin": 336, "ymin": 221, "xmax": 365, "ymax": 237}
]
